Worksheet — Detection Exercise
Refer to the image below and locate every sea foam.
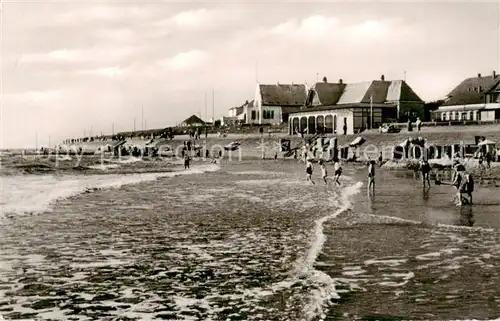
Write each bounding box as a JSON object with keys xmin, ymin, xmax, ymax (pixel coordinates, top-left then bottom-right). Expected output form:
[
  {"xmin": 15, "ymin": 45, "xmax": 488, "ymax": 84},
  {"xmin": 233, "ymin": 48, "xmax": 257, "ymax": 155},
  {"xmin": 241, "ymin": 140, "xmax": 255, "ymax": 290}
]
[{"xmin": 0, "ymin": 164, "xmax": 219, "ymax": 220}]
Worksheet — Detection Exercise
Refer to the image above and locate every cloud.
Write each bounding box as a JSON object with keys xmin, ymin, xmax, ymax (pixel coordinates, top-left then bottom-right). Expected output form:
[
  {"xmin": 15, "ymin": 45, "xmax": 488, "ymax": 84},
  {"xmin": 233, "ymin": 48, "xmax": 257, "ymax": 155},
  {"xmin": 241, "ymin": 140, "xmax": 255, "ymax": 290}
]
[
  {"xmin": 155, "ymin": 8, "xmax": 238, "ymax": 30},
  {"xmin": 54, "ymin": 5, "xmax": 156, "ymax": 25},
  {"xmin": 20, "ymin": 46, "xmax": 136, "ymax": 64},
  {"xmin": 78, "ymin": 66, "xmax": 127, "ymax": 78},
  {"xmin": 3, "ymin": 90, "xmax": 65, "ymax": 107},
  {"xmin": 162, "ymin": 50, "xmax": 208, "ymax": 70},
  {"xmin": 271, "ymin": 16, "xmax": 341, "ymax": 39},
  {"xmin": 269, "ymin": 15, "xmax": 411, "ymax": 45}
]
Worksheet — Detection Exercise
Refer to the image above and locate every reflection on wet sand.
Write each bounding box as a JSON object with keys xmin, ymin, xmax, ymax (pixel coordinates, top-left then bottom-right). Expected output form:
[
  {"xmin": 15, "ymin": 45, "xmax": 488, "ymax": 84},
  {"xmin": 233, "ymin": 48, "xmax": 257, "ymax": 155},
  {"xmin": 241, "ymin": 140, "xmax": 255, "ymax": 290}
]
[{"xmin": 459, "ymin": 206, "xmax": 474, "ymax": 227}]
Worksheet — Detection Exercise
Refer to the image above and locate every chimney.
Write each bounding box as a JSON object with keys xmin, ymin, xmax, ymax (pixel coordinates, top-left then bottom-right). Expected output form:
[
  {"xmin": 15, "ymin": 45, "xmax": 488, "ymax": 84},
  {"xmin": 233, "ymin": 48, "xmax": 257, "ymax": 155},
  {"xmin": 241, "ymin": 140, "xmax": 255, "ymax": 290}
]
[
  {"xmin": 478, "ymin": 73, "xmax": 481, "ymax": 78},
  {"xmin": 245, "ymin": 100, "xmax": 248, "ymax": 104},
  {"xmin": 322, "ymin": 76, "xmax": 328, "ymax": 83},
  {"xmin": 380, "ymin": 74, "xmax": 385, "ymax": 81},
  {"xmin": 339, "ymin": 78, "xmax": 343, "ymax": 84},
  {"xmin": 493, "ymin": 70, "xmax": 497, "ymax": 78}
]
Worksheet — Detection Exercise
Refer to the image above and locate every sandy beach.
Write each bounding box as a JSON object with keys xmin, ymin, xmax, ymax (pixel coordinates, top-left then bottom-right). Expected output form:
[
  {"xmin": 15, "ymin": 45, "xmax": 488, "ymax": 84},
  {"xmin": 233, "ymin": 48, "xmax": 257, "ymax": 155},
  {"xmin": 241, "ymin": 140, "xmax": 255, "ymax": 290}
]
[{"xmin": 2, "ymin": 125, "xmax": 500, "ymax": 320}]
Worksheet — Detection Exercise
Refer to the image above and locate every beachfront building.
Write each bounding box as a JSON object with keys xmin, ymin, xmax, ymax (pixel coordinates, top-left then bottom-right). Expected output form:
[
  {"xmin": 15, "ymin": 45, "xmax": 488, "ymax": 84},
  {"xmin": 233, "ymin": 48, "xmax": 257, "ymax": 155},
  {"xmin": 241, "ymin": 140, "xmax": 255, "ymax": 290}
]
[
  {"xmin": 226, "ymin": 100, "xmax": 249, "ymax": 125},
  {"xmin": 288, "ymin": 75, "xmax": 425, "ymax": 135},
  {"xmin": 180, "ymin": 115, "xmax": 205, "ymax": 127},
  {"xmin": 433, "ymin": 71, "xmax": 500, "ymax": 122},
  {"xmin": 246, "ymin": 83, "xmax": 307, "ymax": 125}
]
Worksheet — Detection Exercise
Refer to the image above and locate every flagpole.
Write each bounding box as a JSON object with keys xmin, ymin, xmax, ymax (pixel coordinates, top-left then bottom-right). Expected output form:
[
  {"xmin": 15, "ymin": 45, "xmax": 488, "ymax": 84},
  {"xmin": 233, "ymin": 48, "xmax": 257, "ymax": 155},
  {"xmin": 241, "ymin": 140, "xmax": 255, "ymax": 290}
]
[{"xmin": 370, "ymin": 94, "xmax": 373, "ymax": 130}]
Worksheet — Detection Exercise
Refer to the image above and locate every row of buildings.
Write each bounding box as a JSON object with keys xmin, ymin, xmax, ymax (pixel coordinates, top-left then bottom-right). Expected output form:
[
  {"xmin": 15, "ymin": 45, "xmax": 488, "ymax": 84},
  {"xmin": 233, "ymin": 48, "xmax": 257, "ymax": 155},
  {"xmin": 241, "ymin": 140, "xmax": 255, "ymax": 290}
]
[{"xmin": 224, "ymin": 71, "xmax": 500, "ymax": 135}]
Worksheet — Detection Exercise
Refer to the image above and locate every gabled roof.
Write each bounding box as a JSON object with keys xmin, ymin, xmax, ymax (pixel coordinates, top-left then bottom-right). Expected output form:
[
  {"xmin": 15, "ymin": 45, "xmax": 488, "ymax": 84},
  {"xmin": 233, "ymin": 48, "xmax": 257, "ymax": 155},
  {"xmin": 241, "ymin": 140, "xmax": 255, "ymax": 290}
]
[
  {"xmin": 442, "ymin": 74, "xmax": 500, "ymax": 106},
  {"xmin": 362, "ymin": 80, "xmax": 391, "ymax": 103},
  {"xmin": 259, "ymin": 84, "xmax": 307, "ymax": 106},
  {"xmin": 308, "ymin": 79, "xmax": 423, "ymax": 107},
  {"xmin": 487, "ymin": 81, "xmax": 500, "ymax": 93},
  {"xmin": 243, "ymin": 99, "xmax": 254, "ymax": 108},
  {"xmin": 311, "ymin": 82, "xmax": 346, "ymax": 105},
  {"xmin": 392, "ymin": 80, "xmax": 424, "ymax": 102},
  {"xmin": 337, "ymin": 81, "xmax": 373, "ymax": 104},
  {"xmin": 182, "ymin": 114, "xmax": 205, "ymax": 125}
]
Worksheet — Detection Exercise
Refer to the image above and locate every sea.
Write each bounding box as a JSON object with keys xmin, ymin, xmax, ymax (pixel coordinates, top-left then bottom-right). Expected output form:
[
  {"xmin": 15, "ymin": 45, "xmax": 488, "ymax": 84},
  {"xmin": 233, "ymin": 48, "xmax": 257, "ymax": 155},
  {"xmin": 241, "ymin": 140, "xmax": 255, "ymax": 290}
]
[{"xmin": 1, "ymin": 152, "xmax": 500, "ymax": 321}]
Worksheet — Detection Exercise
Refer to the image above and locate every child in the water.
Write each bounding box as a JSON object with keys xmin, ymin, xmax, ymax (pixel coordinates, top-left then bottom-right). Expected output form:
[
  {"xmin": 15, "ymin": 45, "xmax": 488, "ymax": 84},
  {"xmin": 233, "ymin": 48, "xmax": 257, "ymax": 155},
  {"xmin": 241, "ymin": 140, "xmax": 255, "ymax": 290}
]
[
  {"xmin": 333, "ymin": 160, "xmax": 342, "ymax": 186},
  {"xmin": 306, "ymin": 159, "xmax": 315, "ymax": 185},
  {"xmin": 319, "ymin": 160, "xmax": 328, "ymax": 185}
]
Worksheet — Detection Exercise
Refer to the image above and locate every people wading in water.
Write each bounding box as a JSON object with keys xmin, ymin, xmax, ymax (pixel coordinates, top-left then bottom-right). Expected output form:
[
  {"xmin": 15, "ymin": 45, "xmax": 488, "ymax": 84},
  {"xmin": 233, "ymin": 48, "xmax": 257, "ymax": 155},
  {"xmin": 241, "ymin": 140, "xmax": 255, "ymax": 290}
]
[
  {"xmin": 452, "ymin": 162, "xmax": 466, "ymax": 206},
  {"xmin": 421, "ymin": 159, "xmax": 431, "ymax": 188},
  {"xmin": 306, "ymin": 158, "xmax": 315, "ymax": 185},
  {"xmin": 319, "ymin": 160, "xmax": 328, "ymax": 185},
  {"xmin": 367, "ymin": 160, "xmax": 376, "ymax": 192},
  {"xmin": 333, "ymin": 160, "xmax": 342, "ymax": 186},
  {"xmin": 464, "ymin": 172, "xmax": 474, "ymax": 205}
]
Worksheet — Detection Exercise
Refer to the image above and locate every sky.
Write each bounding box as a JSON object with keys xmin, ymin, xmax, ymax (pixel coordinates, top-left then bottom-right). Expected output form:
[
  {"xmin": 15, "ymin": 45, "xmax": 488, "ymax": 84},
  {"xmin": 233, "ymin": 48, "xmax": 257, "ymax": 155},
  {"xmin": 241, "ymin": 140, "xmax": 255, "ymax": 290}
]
[{"xmin": 1, "ymin": 0, "xmax": 499, "ymax": 148}]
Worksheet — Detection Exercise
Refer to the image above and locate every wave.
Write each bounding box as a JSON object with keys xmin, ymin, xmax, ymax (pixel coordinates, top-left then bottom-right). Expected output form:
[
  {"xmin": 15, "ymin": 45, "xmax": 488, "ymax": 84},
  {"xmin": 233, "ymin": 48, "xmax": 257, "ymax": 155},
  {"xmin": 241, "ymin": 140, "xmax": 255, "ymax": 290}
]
[
  {"xmin": 87, "ymin": 164, "xmax": 121, "ymax": 170},
  {"xmin": 357, "ymin": 213, "xmax": 496, "ymax": 233},
  {"xmin": 0, "ymin": 164, "xmax": 220, "ymax": 220},
  {"xmin": 249, "ymin": 179, "xmax": 364, "ymax": 320},
  {"xmin": 300, "ymin": 180, "xmax": 364, "ymax": 320}
]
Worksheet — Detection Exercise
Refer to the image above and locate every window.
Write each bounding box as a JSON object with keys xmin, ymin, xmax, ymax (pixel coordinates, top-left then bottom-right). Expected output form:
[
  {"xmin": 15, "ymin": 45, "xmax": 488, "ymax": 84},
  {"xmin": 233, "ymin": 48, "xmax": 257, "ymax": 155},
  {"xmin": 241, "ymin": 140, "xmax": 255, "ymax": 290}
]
[
  {"xmin": 488, "ymin": 93, "xmax": 500, "ymax": 103},
  {"xmin": 251, "ymin": 110, "xmax": 256, "ymax": 120},
  {"xmin": 263, "ymin": 110, "xmax": 275, "ymax": 119}
]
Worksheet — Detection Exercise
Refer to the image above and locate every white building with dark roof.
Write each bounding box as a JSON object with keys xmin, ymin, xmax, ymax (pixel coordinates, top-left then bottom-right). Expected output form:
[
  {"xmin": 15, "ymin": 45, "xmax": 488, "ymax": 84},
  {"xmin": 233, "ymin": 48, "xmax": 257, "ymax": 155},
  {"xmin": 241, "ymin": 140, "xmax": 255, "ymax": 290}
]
[
  {"xmin": 288, "ymin": 75, "xmax": 424, "ymax": 135},
  {"xmin": 245, "ymin": 83, "xmax": 308, "ymax": 125},
  {"xmin": 433, "ymin": 71, "xmax": 500, "ymax": 122}
]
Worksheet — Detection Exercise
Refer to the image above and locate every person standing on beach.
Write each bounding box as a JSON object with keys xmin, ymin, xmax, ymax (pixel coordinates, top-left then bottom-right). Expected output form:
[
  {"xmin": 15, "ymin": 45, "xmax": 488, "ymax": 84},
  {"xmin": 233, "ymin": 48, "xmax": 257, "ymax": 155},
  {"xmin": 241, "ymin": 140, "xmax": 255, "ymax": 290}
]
[
  {"xmin": 367, "ymin": 160, "xmax": 376, "ymax": 192},
  {"xmin": 416, "ymin": 117, "xmax": 422, "ymax": 132},
  {"xmin": 319, "ymin": 160, "xmax": 328, "ymax": 185},
  {"xmin": 184, "ymin": 154, "xmax": 191, "ymax": 169},
  {"xmin": 306, "ymin": 159, "xmax": 315, "ymax": 185},
  {"xmin": 333, "ymin": 160, "xmax": 342, "ymax": 185},
  {"xmin": 421, "ymin": 159, "xmax": 431, "ymax": 187}
]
